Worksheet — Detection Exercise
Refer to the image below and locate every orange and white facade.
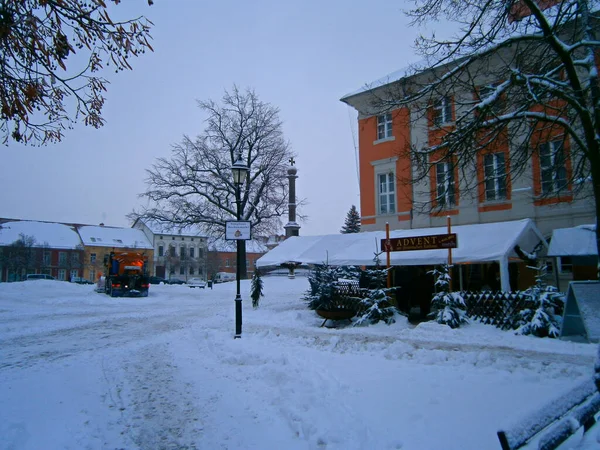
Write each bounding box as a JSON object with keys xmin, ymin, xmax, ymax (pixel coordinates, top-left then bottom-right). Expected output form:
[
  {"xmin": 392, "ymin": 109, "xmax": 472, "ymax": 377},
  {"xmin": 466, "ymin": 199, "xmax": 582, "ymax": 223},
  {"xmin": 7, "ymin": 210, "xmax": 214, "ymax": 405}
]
[{"xmin": 340, "ymin": 71, "xmax": 595, "ymax": 241}]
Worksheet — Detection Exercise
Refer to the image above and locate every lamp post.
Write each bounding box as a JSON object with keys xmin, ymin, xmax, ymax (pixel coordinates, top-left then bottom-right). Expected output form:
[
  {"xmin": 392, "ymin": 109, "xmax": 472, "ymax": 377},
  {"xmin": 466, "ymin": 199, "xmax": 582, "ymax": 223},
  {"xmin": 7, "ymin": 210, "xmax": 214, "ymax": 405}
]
[{"xmin": 231, "ymin": 154, "xmax": 249, "ymax": 339}]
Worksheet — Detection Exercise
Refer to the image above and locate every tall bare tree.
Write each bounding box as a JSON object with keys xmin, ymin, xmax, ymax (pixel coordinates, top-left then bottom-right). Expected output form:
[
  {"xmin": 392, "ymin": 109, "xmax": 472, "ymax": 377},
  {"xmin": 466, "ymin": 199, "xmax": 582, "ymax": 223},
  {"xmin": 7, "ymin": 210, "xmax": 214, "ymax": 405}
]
[
  {"xmin": 1, "ymin": 0, "xmax": 153, "ymax": 145},
  {"xmin": 134, "ymin": 86, "xmax": 295, "ymax": 278},
  {"xmin": 371, "ymin": 0, "xmax": 600, "ymax": 266}
]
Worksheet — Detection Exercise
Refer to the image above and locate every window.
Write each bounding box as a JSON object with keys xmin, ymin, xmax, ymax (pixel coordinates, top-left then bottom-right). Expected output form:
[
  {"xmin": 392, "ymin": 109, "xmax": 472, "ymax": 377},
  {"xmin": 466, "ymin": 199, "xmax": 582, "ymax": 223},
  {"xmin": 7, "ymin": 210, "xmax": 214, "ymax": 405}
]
[
  {"xmin": 180, "ymin": 247, "xmax": 186, "ymax": 259},
  {"xmin": 483, "ymin": 153, "xmax": 507, "ymax": 201},
  {"xmin": 90, "ymin": 253, "xmax": 96, "ymax": 264},
  {"xmin": 559, "ymin": 256, "xmax": 573, "ymax": 273},
  {"xmin": 246, "ymin": 259, "xmax": 250, "ymax": 268},
  {"xmin": 377, "ymin": 113, "xmax": 393, "ymax": 140},
  {"xmin": 90, "ymin": 269, "xmax": 96, "ymax": 282},
  {"xmin": 189, "ymin": 268, "xmax": 194, "ymax": 275},
  {"xmin": 180, "ymin": 266, "xmax": 184, "ymax": 275},
  {"xmin": 70, "ymin": 269, "xmax": 78, "ymax": 281},
  {"xmin": 539, "ymin": 141, "xmax": 567, "ymax": 195},
  {"xmin": 189, "ymin": 247, "xmax": 195, "ymax": 258},
  {"xmin": 378, "ymin": 173, "xmax": 396, "ymax": 214},
  {"xmin": 58, "ymin": 269, "xmax": 66, "ymax": 281},
  {"xmin": 225, "ymin": 259, "xmax": 230, "ymax": 267},
  {"xmin": 198, "ymin": 248, "xmax": 204, "ymax": 258},
  {"xmin": 71, "ymin": 253, "xmax": 80, "ymax": 264},
  {"xmin": 433, "ymin": 96, "xmax": 453, "ymax": 126},
  {"xmin": 158, "ymin": 246, "xmax": 164, "ymax": 257},
  {"xmin": 58, "ymin": 252, "xmax": 67, "ymax": 266},
  {"xmin": 169, "ymin": 246, "xmax": 176, "ymax": 257},
  {"xmin": 436, "ymin": 162, "xmax": 456, "ymax": 207},
  {"xmin": 43, "ymin": 251, "xmax": 51, "ymax": 266}
]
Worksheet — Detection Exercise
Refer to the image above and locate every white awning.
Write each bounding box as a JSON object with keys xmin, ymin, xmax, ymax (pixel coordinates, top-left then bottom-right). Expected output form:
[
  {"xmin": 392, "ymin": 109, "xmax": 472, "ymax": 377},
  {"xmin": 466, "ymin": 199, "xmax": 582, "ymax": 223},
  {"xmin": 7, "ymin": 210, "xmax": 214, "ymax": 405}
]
[
  {"xmin": 257, "ymin": 219, "xmax": 547, "ymax": 268},
  {"xmin": 548, "ymin": 225, "xmax": 597, "ymax": 257}
]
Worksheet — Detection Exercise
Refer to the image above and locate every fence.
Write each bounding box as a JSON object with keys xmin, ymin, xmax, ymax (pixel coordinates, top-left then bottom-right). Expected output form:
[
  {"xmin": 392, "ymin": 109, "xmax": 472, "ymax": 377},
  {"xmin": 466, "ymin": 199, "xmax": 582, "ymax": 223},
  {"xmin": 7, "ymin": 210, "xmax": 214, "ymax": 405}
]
[{"xmin": 462, "ymin": 291, "xmax": 564, "ymax": 331}]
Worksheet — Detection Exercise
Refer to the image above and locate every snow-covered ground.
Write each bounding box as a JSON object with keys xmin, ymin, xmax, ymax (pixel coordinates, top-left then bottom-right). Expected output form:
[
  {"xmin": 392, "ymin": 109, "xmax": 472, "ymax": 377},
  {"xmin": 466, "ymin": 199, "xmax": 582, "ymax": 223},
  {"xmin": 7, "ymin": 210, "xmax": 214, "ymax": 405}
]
[{"xmin": 0, "ymin": 276, "xmax": 598, "ymax": 450}]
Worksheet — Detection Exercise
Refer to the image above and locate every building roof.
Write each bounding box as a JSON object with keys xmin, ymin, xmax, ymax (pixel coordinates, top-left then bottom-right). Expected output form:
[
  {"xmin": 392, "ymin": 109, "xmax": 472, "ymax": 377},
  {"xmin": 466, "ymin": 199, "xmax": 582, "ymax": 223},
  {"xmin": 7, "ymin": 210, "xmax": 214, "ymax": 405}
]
[
  {"xmin": 548, "ymin": 225, "xmax": 597, "ymax": 257},
  {"xmin": 77, "ymin": 225, "xmax": 153, "ymax": 250},
  {"xmin": 208, "ymin": 238, "xmax": 268, "ymax": 254},
  {"xmin": 134, "ymin": 218, "xmax": 207, "ymax": 237},
  {"xmin": 256, "ymin": 219, "xmax": 546, "ymax": 268},
  {"xmin": 0, "ymin": 220, "xmax": 82, "ymax": 249}
]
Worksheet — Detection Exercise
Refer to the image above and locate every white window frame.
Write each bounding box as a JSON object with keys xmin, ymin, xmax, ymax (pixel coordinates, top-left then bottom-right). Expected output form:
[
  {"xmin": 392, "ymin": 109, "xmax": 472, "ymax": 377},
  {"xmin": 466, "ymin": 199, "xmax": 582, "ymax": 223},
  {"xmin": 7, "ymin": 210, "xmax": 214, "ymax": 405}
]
[
  {"xmin": 539, "ymin": 141, "xmax": 567, "ymax": 195},
  {"xmin": 90, "ymin": 253, "xmax": 96, "ymax": 264},
  {"xmin": 436, "ymin": 162, "xmax": 456, "ymax": 208},
  {"xmin": 70, "ymin": 269, "xmax": 78, "ymax": 281},
  {"xmin": 433, "ymin": 96, "xmax": 453, "ymax": 126},
  {"xmin": 377, "ymin": 113, "xmax": 393, "ymax": 140},
  {"xmin": 377, "ymin": 172, "xmax": 396, "ymax": 215},
  {"xmin": 58, "ymin": 252, "xmax": 67, "ymax": 266},
  {"xmin": 58, "ymin": 269, "xmax": 66, "ymax": 281},
  {"xmin": 483, "ymin": 153, "xmax": 507, "ymax": 201}
]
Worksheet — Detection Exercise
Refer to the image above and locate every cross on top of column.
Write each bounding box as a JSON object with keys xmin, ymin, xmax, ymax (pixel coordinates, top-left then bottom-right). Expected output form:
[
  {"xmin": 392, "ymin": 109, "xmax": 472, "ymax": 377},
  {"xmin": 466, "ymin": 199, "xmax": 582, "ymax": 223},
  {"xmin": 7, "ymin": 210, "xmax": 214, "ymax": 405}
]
[{"xmin": 289, "ymin": 157, "xmax": 295, "ymax": 166}]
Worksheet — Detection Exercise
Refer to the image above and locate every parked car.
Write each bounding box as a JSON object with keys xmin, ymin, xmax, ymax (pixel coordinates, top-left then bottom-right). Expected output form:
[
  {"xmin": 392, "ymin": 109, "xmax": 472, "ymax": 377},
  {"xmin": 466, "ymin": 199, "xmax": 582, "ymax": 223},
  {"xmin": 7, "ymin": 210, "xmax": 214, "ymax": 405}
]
[
  {"xmin": 71, "ymin": 277, "xmax": 94, "ymax": 284},
  {"xmin": 213, "ymin": 272, "xmax": 236, "ymax": 283},
  {"xmin": 187, "ymin": 278, "xmax": 206, "ymax": 288},
  {"xmin": 165, "ymin": 278, "xmax": 186, "ymax": 285},
  {"xmin": 26, "ymin": 274, "xmax": 55, "ymax": 281},
  {"xmin": 148, "ymin": 276, "xmax": 166, "ymax": 285}
]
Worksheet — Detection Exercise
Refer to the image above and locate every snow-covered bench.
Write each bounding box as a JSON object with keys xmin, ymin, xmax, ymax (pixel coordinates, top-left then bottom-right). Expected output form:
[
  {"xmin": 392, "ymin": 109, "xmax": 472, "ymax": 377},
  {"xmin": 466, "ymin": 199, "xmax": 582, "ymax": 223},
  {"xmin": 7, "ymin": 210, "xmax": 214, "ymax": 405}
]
[{"xmin": 496, "ymin": 377, "xmax": 600, "ymax": 450}]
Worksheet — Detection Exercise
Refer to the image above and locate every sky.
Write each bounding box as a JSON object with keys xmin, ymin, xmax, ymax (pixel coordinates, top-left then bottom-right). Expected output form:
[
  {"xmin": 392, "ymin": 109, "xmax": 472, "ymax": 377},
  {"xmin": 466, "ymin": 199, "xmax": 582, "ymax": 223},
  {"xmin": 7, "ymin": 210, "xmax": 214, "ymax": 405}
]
[
  {"xmin": 1, "ymin": 275, "xmax": 598, "ymax": 449},
  {"xmin": 0, "ymin": 0, "xmax": 433, "ymax": 236}
]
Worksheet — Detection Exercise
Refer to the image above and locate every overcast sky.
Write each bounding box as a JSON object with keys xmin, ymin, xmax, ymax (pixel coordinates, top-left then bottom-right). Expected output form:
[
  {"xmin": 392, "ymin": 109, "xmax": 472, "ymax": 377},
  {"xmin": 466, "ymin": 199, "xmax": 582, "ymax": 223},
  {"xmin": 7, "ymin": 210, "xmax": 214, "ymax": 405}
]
[{"xmin": 0, "ymin": 0, "xmax": 429, "ymax": 236}]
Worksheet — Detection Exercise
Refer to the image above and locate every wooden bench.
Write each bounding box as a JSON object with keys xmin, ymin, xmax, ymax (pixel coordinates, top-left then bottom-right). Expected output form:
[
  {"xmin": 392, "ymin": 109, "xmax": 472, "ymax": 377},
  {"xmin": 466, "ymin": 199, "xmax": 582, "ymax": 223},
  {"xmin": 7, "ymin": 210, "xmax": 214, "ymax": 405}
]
[{"xmin": 497, "ymin": 377, "xmax": 600, "ymax": 450}]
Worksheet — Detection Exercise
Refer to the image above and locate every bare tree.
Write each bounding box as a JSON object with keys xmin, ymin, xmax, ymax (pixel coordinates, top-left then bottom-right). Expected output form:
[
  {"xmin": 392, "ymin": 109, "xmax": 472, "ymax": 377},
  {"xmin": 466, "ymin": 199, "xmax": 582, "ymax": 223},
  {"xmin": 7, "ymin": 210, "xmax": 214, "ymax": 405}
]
[
  {"xmin": 370, "ymin": 0, "xmax": 600, "ymax": 265},
  {"xmin": 0, "ymin": 233, "xmax": 37, "ymax": 280},
  {"xmin": 0, "ymin": 0, "xmax": 154, "ymax": 145},
  {"xmin": 134, "ymin": 86, "xmax": 295, "ymax": 278}
]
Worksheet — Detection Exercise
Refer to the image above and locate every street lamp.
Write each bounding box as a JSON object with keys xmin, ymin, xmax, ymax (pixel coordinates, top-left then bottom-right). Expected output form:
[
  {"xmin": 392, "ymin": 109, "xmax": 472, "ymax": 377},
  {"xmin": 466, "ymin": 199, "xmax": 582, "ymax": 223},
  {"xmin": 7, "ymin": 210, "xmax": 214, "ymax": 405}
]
[{"xmin": 231, "ymin": 153, "xmax": 249, "ymax": 339}]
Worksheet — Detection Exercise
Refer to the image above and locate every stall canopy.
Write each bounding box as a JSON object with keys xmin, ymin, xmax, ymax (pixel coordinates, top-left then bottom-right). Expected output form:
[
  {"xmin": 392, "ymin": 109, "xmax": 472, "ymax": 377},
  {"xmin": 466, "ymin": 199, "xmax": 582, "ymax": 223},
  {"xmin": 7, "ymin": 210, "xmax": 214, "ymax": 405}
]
[
  {"xmin": 257, "ymin": 219, "xmax": 545, "ymax": 267},
  {"xmin": 547, "ymin": 225, "xmax": 597, "ymax": 257}
]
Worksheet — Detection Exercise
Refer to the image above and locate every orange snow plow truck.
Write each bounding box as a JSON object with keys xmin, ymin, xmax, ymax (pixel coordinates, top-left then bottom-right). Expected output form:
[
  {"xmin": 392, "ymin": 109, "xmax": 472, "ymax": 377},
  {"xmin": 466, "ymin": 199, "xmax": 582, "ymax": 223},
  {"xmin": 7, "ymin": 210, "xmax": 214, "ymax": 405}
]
[{"xmin": 102, "ymin": 251, "xmax": 150, "ymax": 297}]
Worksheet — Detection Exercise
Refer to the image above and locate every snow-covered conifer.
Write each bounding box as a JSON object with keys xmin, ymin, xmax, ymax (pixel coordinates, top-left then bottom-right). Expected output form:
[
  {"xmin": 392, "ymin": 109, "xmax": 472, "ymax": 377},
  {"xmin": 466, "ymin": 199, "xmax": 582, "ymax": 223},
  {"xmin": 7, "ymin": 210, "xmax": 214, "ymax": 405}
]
[
  {"xmin": 515, "ymin": 265, "xmax": 564, "ymax": 338},
  {"xmin": 250, "ymin": 269, "xmax": 264, "ymax": 309},
  {"xmin": 429, "ymin": 264, "xmax": 468, "ymax": 329}
]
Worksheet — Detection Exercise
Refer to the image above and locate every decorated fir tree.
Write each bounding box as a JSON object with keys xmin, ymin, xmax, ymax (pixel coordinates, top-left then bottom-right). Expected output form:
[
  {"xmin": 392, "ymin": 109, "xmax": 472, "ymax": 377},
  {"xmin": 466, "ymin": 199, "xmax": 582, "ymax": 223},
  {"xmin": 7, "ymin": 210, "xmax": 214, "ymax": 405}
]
[
  {"xmin": 515, "ymin": 265, "xmax": 564, "ymax": 338},
  {"xmin": 428, "ymin": 264, "xmax": 468, "ymax": 329},
  {"xmin": 250, "ymin": 269, "xmax": 264, "ymax": 309},
  {"xmin": 340, "ymin": 205, "xmax": 361, "ymax": 234}
]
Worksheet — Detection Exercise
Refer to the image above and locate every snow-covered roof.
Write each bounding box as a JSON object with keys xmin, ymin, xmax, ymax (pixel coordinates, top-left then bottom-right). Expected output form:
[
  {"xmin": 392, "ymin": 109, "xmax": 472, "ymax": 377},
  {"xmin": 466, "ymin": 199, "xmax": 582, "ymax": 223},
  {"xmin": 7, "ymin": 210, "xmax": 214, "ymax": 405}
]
[
  {"xmin": 77, "ymin": 225, "xmax": 153, "ymax": 250},
  {"xmin": 135, "ymin": 219, "xmax": 207, "ymax": 237},
  {"xmin": 0, "ymin": 221, "xmax": 82, "ymax": 249},
  {"xmin": 208, "ymin": 238, "xmax": 268, "ymax": 254},
  {"xmin": 256, "ymin": 219, "xmax": 546, "ymax": 268},
  {"xmin": 547, "ymin": 225, "xmax": 597, "ymax": 257},
  {"xmin": 340, "ymin": 62, "xmax": 421, "ymax": 101}
]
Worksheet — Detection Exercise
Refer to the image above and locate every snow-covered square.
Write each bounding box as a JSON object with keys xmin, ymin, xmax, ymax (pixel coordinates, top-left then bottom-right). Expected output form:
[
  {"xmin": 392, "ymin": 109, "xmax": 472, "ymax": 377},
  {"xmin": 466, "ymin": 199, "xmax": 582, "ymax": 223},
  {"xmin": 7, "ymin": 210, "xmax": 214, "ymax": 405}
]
[{"xmin": 0, "ymin": 276, "xmax": 597, "ymax": 450}]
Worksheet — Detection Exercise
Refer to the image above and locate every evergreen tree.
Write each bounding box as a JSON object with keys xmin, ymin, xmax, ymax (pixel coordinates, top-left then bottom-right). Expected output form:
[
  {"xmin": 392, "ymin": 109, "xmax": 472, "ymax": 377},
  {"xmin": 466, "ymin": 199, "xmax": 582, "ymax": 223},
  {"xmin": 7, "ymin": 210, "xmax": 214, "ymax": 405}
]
[
  {"xmin": 428, "ymin": 264, "xmax": 468, "ymax": 329},
  {"xmin": 515, "ymin": 265, "xmax": 564, "ymax": 338},
  {"xmin": 354, "ymin": 254, "xmax": 396, "ymax": 326},
  {"xmin": 341, "ymin": 205, "xmax": 361, "ymax": 234},
  {"xmin": 250, "ymin": 269, "xmax": 264, "ymax": 309}
]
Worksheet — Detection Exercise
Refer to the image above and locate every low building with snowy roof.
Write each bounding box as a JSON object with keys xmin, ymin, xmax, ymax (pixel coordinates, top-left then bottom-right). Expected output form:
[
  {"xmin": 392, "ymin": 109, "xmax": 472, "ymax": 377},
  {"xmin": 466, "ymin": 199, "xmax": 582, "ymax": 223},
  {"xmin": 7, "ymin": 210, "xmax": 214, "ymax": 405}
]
[
  {"xmin": 207, "ymin": 238, "xmax": 268, "ymax": 279},
  {"xmin": 548, "ymin": 224, "xmax": 598, "ymax": 290},
  {"xmin": 132, "ymin": 218, "xmax": 208, "ymax": 282},
  {"xmin": 76, "ymin": 224, "xmax": 154, "ymax": 283},
  {"xmin": 0, "ymin": 220, "xmax": 84, "ymax": 282}
]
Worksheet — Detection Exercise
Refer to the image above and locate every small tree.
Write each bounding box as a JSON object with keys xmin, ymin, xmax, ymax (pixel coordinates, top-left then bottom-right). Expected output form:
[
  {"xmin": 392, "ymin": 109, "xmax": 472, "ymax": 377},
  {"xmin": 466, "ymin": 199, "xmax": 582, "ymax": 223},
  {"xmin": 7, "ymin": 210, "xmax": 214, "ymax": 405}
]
[
  {"xmin": 304, "ymin": 264, "xmax": 340, "ymax": 310},
  {"xmin": 354, "ymin": 253, "xmax": 396, "ymax": 326},
  {"xmin": 340, "ymin": 205, "xmax": 361, "ymax": 234},
  {"xmin": 429, "ymin": 264, "xmax": 468, "ymax": 329},
  {"xmin": 515, "ymin": 265, "xmax": 564, "ymax": 338},
  {"xmin": 250, "ymin": 269, "xmax": 264, "ymax": 309}
]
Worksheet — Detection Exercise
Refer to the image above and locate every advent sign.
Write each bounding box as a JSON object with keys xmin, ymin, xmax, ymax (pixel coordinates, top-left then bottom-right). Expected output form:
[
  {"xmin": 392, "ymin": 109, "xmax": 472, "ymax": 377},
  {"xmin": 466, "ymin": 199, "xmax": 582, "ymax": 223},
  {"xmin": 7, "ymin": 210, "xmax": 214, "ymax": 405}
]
[{"xmin": 382, "ymin": 233, "xmax": 457, "ymax": 252}]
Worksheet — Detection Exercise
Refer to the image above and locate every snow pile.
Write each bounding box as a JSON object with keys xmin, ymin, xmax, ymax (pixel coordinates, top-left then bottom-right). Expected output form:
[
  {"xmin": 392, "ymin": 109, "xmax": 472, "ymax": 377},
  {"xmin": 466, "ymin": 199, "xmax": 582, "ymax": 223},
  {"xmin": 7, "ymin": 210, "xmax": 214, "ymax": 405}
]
[{"xmin": 0, "ymin": 276, "xmax": 598, "ymax": 449}]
